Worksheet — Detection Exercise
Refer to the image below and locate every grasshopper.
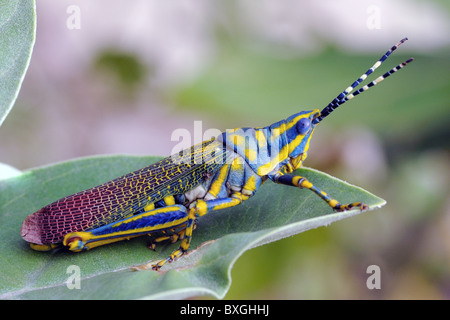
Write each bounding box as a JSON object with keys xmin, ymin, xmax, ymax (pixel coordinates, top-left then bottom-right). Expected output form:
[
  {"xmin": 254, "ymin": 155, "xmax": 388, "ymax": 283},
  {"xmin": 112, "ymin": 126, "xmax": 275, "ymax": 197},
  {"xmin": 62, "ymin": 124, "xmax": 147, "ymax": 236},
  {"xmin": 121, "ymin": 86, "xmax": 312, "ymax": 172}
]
[{"xmin": 21, "ymin": 38, "xmax": 413, "ymax": 270}]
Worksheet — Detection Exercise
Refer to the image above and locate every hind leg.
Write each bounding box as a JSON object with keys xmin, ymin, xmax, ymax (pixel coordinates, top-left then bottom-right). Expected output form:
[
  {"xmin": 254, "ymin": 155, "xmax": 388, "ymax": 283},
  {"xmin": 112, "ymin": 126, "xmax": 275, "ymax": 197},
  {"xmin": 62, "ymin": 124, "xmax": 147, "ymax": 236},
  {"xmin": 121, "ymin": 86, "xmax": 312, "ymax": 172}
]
[
  {"xmin": 151, "ymin": 197, "xmax": 243, "ymax": 271},
  {"xmin": 63, "ymin": 205, "xmax": 189, "ymax": 251}
]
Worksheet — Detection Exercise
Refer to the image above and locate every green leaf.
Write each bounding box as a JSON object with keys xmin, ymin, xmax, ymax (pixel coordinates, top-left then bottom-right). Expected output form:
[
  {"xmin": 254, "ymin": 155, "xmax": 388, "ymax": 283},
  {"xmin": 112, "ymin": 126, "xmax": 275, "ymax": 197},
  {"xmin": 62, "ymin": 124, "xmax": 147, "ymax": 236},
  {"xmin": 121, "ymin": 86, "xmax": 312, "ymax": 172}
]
[
  {"xmin": 0, "ymin": 0, "xmax": 36, "ymax": 127},
  {"xmin": 0, "ymin": 155, "xmax": 384, "ymax": 299}
]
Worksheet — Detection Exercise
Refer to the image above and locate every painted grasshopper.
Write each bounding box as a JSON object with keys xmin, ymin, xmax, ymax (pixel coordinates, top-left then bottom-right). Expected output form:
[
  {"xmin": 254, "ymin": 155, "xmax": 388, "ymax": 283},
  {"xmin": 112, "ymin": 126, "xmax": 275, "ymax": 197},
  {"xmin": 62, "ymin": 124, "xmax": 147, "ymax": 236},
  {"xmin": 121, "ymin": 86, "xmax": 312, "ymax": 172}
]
[{"xmin": 21, "ymin": 38, "xmax": 413, "ymax": 270}]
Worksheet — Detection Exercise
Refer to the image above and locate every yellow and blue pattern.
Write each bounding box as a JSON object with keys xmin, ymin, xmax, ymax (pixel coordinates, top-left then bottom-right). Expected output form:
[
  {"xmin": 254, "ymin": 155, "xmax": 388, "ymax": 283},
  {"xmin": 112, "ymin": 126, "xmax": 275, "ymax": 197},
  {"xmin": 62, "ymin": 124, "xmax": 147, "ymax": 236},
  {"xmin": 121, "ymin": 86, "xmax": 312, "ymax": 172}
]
[{"xmin": 21, "ymin": 38, "xmax": 414, "ymax": 270}]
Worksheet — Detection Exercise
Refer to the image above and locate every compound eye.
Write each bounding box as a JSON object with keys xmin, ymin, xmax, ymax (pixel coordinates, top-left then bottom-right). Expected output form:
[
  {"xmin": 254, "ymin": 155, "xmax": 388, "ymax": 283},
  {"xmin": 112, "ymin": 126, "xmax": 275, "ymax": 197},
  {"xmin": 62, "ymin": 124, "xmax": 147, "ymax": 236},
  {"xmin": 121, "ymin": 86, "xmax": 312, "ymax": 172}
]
[{"xmin": 296, "ymin": 118, "xmax": 311, "ymax": 135}]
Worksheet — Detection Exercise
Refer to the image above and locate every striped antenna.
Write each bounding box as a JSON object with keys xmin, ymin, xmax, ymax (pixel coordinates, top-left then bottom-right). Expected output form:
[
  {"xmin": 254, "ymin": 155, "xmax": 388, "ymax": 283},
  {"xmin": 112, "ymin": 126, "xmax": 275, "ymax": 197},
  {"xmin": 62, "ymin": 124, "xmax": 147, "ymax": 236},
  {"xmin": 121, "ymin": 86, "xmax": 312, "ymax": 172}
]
[{"xmin": 313, "ymin": 38, "xmax": 413, "ymax": 124}]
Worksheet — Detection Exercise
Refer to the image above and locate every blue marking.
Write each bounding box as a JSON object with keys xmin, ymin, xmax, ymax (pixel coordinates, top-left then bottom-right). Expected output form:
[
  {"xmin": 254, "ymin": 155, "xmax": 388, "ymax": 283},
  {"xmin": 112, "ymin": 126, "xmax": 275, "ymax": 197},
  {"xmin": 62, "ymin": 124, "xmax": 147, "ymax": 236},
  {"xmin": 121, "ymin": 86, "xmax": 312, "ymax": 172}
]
[
  {"xmin": 351, "ymin": 80, "xmax": 360, "ymax": 89},
  {"xmin": 91, "ymin": 207, "xmax": 187, "ymax": 236}
]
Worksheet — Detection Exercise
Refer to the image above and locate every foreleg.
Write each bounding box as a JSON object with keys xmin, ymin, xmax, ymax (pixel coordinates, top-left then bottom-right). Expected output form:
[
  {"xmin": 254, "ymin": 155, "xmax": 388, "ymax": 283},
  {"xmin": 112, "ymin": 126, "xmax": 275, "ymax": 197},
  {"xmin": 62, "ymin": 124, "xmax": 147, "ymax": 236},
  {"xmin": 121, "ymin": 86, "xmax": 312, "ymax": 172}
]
[{"xmin": 272, "ymin": 174, "xmax": 368, "ymax": 211}]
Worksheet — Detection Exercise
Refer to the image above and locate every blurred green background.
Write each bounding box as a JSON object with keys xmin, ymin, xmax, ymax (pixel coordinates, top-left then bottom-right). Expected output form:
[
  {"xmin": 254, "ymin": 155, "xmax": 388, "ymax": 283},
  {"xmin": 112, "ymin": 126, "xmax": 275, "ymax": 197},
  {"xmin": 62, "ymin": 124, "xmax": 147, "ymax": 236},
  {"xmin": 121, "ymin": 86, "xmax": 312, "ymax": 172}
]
[{"xmin": 0, "ymin": 0, "xmax": 448, "ymax": 299}]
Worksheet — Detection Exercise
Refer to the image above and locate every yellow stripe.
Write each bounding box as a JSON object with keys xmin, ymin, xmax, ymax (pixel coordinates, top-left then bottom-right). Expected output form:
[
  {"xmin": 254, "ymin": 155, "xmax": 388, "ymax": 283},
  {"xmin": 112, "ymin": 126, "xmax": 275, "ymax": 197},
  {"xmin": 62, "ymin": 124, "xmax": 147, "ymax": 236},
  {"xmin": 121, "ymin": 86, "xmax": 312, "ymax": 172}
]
[
  {"xmin": 194, "ymin": 199, "xmax": 208, "ymax": 216},
  {"xmin": 66, "ymin": 215, "xmax": 189, "ymax": 251},
  {"xmin": 30, "ymin": 243, "xmax": 58, "ymax": 251},
  {"xmin": 231, "ymin": 157, "xmax": 242, "ymax": 171},
  {"xmin": 287, "ymin": 127, "xmax": 315, "ymax": 160},
  {"xmin": 212, "ymin": 198, "xmax": 241, "ymax": 211},
  {"xmin": 230, "ymin": 133, "xmax": 257, "ymax": 162},
  {"xmin": 163, "ymin": 195, "xmax": 175, "ymax": 206},
  {"xmin": 255, "ymin": 130, "xmax": 267, "ymax": 147},
  {"xmin": 208, "ymin": 165, "xmax": 229, "ymax": 197},
  {"xmin": 269, "ymin": 124, "xmax": 286, "ymax": 139},
  {"xmin": 245, "ymin": 148, "xmax": 257, "ymax": 162},
  {"xmin": 144, "ymin": 203, "xmax": 155, "ymax": 211},
  {"xmin": 230, "ymin": 134, "xmax": 245, "ymax": 146},
  {"xmin": 242, "ymin": 176, "xmax": 256, "ymax": 195},
  {"xmin": 299, "ymin": 179, "xmax": 313, "ymax": 189},
  {"xmin": 287, "ymin": 135, "xmax": 303, "ymax": 154},
  {"xmin": 257, "ymin": 144, "xmax": 289, "ymax": 176},
  {"xmin": 292, "ymin": 176, "xmax": 301, "ymax": 186}
]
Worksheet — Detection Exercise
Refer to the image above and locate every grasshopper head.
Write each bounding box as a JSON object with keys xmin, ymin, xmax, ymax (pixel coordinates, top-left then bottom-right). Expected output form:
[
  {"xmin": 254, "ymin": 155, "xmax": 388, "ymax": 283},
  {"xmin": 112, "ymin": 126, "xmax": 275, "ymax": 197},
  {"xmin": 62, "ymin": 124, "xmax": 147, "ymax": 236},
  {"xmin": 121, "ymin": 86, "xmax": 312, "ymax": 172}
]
[{"xmin": 284, "ymin": 110, "xmax": 320, "ymax": 170}]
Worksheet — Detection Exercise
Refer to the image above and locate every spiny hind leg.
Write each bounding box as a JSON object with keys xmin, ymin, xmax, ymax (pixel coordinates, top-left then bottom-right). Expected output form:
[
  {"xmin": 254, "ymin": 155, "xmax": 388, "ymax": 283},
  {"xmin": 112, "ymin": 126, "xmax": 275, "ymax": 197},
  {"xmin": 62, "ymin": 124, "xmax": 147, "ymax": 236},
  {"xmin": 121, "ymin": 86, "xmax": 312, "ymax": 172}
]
[
  {"xmin": 273, "ymin": 174, "xmax": 368, "ymax": 212},
  {"xmin": 151, "ymin": 197, "xmax": 242, "ymax": 271},
  {"xmin": 151, "ymin": 206, "xmax": 198, "ymax": 271},
  {"xmin": 147, "ymin": 223, "xmax": 197, "ymax": 250},
  {"xmin": 63, "ymin": 205, "xmax": 189, "ymax": 251}
]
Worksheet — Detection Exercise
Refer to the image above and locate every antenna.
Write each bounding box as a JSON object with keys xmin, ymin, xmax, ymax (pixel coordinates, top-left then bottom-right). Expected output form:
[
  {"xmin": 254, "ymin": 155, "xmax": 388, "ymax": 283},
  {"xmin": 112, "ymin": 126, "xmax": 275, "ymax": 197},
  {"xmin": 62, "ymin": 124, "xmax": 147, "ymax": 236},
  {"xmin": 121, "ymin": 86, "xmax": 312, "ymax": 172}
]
[{"xmin": 313, "ymin": 38, "xmax": 413, "ymax": 124}]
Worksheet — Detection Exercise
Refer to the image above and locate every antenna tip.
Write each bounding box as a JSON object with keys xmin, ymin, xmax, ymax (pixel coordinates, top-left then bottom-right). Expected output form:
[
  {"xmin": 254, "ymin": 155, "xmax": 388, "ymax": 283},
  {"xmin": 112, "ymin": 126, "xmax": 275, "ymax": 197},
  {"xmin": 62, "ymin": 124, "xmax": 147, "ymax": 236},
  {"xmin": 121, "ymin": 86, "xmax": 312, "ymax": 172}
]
[
  {"xmin": 403, "ymin": 57, "xmax": 414, "ymax": 66},
  {"xmin": 397, "ymin": 37, "xmax": 408, "ymax": 47}
]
